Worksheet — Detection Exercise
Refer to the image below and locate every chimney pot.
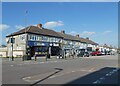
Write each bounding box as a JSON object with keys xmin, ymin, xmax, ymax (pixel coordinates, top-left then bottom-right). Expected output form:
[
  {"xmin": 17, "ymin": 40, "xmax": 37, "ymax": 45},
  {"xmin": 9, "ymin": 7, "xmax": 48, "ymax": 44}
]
[
  {"xmin": 61, "ymin": 30, "xmax": 65, "ymax": 34},
  {"xmin": 76, "ymin": 34, "xmax": 79, "ymax": 37},
  {"xmin": 37, "ymin": 24, "xmax": 42, "ymax": 28},
  {"xmin": 86, "ymin": 37, "xmax": 89, "ymax": 40}
]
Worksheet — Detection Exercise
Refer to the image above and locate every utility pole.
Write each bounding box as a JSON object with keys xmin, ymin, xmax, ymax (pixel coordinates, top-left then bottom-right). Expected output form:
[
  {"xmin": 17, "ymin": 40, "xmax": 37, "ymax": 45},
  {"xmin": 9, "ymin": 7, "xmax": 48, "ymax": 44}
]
[
  {"xmin": 11, "ymin": 35, "xmax": 14, "ymax": 61},
  {"xmin": 24, "ymin": 10, "xmax": 28, "ymax": 61}
]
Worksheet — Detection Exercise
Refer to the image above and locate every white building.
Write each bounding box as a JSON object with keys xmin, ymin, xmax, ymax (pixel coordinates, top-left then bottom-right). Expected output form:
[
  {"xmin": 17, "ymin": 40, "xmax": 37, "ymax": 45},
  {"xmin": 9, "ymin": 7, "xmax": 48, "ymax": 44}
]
[
  {"xmin": 5, "ymin": 24, "xmax": 99, "ymax": 58},
  {"xmin": 0, "ymin": 46, "xmax": 7, "ymax": 57}
]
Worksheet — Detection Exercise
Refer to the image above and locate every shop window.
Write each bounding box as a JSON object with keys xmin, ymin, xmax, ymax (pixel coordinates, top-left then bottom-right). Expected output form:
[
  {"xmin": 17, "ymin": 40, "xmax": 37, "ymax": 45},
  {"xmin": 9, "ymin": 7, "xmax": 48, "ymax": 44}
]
[
  {"xmin": 42, "ymin": 36, "xmax": 48, "ymax": 41},
  {"xmin": 34, "ymin": 36, "xmax": 37, "ymax": 41},
  {"xmin": 50, "ymin": 38, "xmax": 52, "ymax": 42},
  {"xmin": 36, "ymin": 36, "xmax": 39, "ymax": 41},
  {"xmin": 35, "ymin": 47, "xmax": 48, "ymax": 55},
  {"xmin": 55, "ymin": 38, "xmax": 61, "ymax": 42},
  {"xmin": 31, "ymin": 35, "xmax": 34, "ymax": 40},
  {"xmin": 28, "ymin": 35, "xmax": 30, "ymax": 40},
  {"xmin": 29, "ymin": 35, "xmax": 32, "ymax": 40},
  {"xmin": 49, "ymin": 37, "xmax": 54, "ymax": 42}
]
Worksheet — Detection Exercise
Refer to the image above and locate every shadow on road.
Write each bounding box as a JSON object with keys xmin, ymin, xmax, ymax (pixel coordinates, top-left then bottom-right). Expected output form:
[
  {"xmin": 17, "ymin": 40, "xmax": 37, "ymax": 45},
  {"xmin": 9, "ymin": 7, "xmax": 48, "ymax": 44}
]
[
  {"xmin": 30, "ymin": 68, "xmax": 63, "ymax": 86},
  {"xmin": 63, "ymin": 67, "xmax": 119, "ymax": 86}
]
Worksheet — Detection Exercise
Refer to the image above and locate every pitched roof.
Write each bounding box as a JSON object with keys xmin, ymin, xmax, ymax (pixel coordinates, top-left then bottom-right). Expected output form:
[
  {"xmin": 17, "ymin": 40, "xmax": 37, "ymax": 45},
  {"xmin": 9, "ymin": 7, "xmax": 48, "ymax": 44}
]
[
  {"xmin": 6, "ymin": 25, "xmax": 98, "ymax": 45},
  {"xmin": 103, "ymin": 44, "xmax": 113, "ymax": 49},
  {"xmin": 57, "ymin": 32, "xmax": 98, "ymax": 45},
  {"xmin": 85, "ymin": 39, "xmax": 98, "ymax": 45},
  {"xmin": 6, "ymin": 26, "xmax": 62, "ymax": 38},
  {"xmin": 57, "ymin": 32, "xmax": 79, "ymax": 41}
]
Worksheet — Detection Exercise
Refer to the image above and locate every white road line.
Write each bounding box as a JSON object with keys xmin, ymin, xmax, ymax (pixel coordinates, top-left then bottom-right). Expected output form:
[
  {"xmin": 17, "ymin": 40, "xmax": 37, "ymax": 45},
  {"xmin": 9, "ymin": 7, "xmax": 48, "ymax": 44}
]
[
  {"xmin": 89, "ymin": 68, "xmax": 95, "ymax": 72},
  {"xmin": 23, "ymin": 69, "xmax": 93, "ymax": 82},
  {"xmin": 10, "ymin": 65, "xmax": 14, "ymax": 67},
  {"xmin": 93, "ymin": 68, "xmax": 119, "ymax": 84},
  {"xmin": 49, "ymin": 69, "xmax": 93, "ymax": 79},
  {"xmin": 100, "ymin": 77, "xmax": 105, "ymax": 80},
  {"xmin": 93, "ymin": 80, "xmax": 101, "ymax": 84}
]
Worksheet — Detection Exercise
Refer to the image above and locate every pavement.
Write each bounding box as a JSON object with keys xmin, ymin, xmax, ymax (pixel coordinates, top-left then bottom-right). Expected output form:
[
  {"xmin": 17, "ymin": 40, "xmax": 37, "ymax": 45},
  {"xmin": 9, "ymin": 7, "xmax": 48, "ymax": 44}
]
[{"xmin": 2, "ymin": 55, "xmax": 119, "ymax": 85}]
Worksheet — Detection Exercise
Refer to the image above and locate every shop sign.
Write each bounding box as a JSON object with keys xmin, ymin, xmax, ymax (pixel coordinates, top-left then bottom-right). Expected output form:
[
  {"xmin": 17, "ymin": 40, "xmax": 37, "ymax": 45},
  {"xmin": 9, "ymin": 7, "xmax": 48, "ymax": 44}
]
[
  {"xmin": 28, "ymin": 41, "xmax": 49, "ymax": 46},
  {"xmin": 35, "ymin": 42, "xmax": 45, "ymax": 46}
]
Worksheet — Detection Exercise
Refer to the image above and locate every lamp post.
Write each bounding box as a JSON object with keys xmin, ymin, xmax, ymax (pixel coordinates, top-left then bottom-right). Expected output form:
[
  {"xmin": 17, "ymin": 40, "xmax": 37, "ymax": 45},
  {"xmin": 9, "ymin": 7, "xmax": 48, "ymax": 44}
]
[
  {"xmin": 11, "ymin": 36, "xmax": 14, "ymax": 61},
  {"xmin": 23, "ymin": 10, "xmax": 28, "ymax": 61}
]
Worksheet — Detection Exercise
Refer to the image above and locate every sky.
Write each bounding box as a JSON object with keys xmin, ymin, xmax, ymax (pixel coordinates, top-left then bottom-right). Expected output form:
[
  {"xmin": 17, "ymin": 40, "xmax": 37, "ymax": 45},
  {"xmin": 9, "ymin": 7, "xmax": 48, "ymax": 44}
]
[{"xmin": 1, "ymin": 2, "xmax": 118, "ymax": 47}]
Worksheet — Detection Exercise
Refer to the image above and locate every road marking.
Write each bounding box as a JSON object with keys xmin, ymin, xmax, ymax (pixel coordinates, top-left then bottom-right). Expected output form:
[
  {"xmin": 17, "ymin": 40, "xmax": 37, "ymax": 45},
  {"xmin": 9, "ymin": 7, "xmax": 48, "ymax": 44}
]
[
  {"xmin": 23, "ymin": 71, "xmax": 57, "ymax": 82},
  {"xmin": 72, "ymin": 71, "xmax": 75, "ymax": 72},
  {"xmin": 18, "ymin": 64, "xmax": 22, "ymax": 66},
  {"xmin": 23, "ymin": 68, "xmax": 93, "ymax": 82},
  {"xmin": 49, "ymin": 71, "xmax": 72, "ymax": 79},
  {"xmin": 105, "ymin": 74, "xmax": 110, "ymax": 76},
  {"xmin": 100, "ymin": 77, "xmax": 105, "ymax": 80},
  {"xmin": 89, "ymin": 68, "xmax": 95, "ymax": 72},
  {"xmin": 93, "ymin": 80, "xmax": 101, "ymax": 84},
  {"xmin": 49, "ymin": 69, "xmax": 93, "ymax": 79},
  {"xmin": 93, "ymin": 68, "xmax": 119, "ymax": 84},
  {"xmin": 10, "ymin": 65, "xmax": 14, "ymax": 67}
]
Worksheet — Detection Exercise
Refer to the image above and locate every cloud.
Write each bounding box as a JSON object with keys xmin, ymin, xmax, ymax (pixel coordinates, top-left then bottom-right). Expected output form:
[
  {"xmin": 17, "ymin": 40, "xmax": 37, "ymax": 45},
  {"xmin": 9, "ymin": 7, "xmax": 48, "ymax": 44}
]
[
  {"xmin": 81, "ymin": 31, "xmax": 96, "ymax": 36},
  {"xmin": 44, "ymin": 21, "xmax": 64, "ymax": 29},
  {"xmin": 103, "ymin": 30, "xmax": 112, "ymax": 34},
  {"xmin": 0, "ymin": 24, "xmax": 10, "ymax": 31},
  {"xmin": 15, "ymin": 25, "xmax": 25, "ymax": 30},
  {"xmin": 69, "ymin": 31, "xmax": 78, "ymax": 35}
]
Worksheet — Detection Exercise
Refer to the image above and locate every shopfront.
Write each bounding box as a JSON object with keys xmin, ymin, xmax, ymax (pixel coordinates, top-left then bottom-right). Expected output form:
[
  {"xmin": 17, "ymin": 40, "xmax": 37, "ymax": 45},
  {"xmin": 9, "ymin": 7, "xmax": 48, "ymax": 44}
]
[{"xmin": 28, "ymin": 41, "xmax": 61, "ymax": 56}]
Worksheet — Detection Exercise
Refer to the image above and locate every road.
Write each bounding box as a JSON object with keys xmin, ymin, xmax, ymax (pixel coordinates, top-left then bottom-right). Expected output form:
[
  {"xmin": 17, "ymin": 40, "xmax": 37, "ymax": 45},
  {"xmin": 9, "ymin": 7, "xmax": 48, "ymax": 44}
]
[{"xmin": 2, "ymin": 55, "xmax": 119, "ymax": 85}]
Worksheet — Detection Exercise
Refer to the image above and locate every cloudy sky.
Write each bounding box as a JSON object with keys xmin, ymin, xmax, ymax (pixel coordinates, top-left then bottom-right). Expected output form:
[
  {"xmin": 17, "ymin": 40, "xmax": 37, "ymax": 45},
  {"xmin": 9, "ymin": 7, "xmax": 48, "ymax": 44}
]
[{"xmin": 1, "ymin": 2, "xmax": 118, "ymax": 47}]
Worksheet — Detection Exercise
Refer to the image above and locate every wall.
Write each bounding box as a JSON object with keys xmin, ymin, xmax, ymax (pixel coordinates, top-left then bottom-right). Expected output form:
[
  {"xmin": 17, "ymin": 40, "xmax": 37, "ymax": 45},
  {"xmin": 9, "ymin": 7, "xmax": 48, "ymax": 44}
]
[
  {"xmin": 13, "ymin": 51, "xmax": 23, "ymax": 57},
  {"xmin": 0, "ymin": 47, "xmax": 7, "ymax": 57},
  {"xmin": 0, "ymin": 51, "xmax": 7, "ymax": 57},
  {"xmin": 6, "ymin": 34, "xmax": 26, "ymax": 57}
]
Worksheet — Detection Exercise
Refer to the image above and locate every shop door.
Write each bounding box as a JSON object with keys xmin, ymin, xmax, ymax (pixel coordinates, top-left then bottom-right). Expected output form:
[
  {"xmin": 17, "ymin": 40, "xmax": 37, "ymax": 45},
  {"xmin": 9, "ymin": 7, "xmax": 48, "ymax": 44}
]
[
  {"xmin": 51, "ymin": 46, "xmax": 60, "ymax": 56},
  {"xmin": 31, "ymin": 47, "xmax": 35, "ymax": 57}
]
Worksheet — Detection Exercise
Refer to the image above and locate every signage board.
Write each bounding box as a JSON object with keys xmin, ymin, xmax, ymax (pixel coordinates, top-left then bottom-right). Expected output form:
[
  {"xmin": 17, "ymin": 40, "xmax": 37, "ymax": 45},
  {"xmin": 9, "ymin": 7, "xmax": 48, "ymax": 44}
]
[
  {"xmin": 28, "ymin": 41, "xmax": 59, "ymax": 47},
  {"xmin": 28, "ymin": 41, "xmax": 49, "ymax": 46}
]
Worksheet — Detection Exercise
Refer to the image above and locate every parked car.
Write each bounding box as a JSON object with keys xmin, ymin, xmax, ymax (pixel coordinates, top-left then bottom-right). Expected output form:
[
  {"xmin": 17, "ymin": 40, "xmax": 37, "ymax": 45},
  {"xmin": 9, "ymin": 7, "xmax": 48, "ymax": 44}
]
[
  {"xmin": 109, "ymin": 51, "xmax": 116, "ymax": 55},
  {"xmin": 101, "ymin": 51, "xmax": 105, "ymax": 55},
  {"xmin": 77, "ymin": 51, "xmax": 89, "ymax": 57},
  {"xmin": 90, "ymin": 51, "xmax": 102, "ymax": 56}
]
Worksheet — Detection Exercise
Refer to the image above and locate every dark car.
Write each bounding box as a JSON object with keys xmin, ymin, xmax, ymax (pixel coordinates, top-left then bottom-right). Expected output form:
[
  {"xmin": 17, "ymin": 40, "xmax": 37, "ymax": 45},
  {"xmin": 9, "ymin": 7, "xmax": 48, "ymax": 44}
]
[{"xmin": 77, "ymin": 51, "xmax": 89, "ymax": 57}]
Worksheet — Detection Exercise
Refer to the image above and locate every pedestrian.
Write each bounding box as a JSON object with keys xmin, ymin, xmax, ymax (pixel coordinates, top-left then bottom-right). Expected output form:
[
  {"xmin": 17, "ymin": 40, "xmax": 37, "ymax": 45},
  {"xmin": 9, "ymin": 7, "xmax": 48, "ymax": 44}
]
[
  {"xmin": 73, "ymin": 51, "xmax": 75, "ymax": 59},
  {"xmin": 34, "ymin": 54, "xmax": 37, "ymax": 61},
  {"xmin": 46, "ymin": 47, "xmax": 49, "ymax": 61},
  {"xmin": 64, "ymin": 50, "xmax": 67, "ymax": 59}
]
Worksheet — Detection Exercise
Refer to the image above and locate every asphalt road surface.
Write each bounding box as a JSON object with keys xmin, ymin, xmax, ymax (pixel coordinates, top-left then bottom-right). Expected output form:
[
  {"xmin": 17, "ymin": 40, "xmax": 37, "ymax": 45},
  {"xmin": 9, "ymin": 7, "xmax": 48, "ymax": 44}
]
[{"xmin": 2, "ymin": 55, "xmax": 119, "ymax": 85}]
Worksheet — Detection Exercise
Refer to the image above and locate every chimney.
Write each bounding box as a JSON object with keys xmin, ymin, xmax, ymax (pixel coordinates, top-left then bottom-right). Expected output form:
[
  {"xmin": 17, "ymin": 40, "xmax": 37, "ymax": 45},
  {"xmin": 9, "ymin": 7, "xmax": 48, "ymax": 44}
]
[
  {"xmin": 37, "ymin": 24, "xmax": 42, "ymax": 28},
  {"xmin": 61, "ymin": 30, "xmax": 65, "ymax": 34},
  {"xmin": 76, "ymin": 34, "xmax": 79, "ymax": 37},
  {"xmin": 86, "ymin": 37, "xmax": 89, "ymax": 40}
]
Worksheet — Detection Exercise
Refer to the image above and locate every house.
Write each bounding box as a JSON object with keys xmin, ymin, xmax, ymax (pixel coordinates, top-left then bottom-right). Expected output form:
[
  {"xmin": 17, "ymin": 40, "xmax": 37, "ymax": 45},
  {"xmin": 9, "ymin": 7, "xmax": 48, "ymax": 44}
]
[
  {"xmin": 0, "ymin": 46, "xmax": 7, "ymax": 57},
  {"xmin": 6, "ymin": 24, "xmax": 98, "ymax": 58}
]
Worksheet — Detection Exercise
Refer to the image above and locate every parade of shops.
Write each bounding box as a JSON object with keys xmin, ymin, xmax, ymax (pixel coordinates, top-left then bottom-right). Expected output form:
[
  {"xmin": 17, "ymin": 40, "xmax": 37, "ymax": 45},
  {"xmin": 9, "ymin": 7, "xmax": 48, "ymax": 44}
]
[{"xmin": 3, "ymin": 24, "xmax": 99, "ymax": 58}]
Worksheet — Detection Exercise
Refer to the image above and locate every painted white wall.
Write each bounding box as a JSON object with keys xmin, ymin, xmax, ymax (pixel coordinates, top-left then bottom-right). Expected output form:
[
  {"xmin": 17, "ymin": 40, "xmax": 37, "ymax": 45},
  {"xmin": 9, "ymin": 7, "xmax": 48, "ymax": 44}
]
[
  {"xmin": 13, "ymin": 51, "xmax": 23, "ymax": 57},
  {"xmin": 0, "ymin": 52, "xmax": 7, "ymax": 57},
  {"xmin": 0, "ymin": 47, "xmax": 7, "ymax": 57},
  {"xmin": 6, "ymin": 34, "xmax": 26, "ymax": 57}
]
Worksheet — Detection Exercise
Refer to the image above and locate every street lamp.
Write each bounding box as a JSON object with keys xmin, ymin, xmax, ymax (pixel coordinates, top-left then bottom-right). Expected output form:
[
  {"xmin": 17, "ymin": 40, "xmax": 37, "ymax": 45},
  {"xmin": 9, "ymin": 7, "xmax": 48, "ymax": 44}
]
[{"xmin": 11, "ymin": 36, "xmax": 15, "ymax": 61}]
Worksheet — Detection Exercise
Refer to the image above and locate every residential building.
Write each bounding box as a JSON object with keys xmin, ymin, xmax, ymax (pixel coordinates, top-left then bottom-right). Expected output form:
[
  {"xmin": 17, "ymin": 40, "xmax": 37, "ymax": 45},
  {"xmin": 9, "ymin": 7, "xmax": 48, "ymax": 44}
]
[
  {"xmin": 6, "ymin": 24, "xmax": 98, "ymax": 58},
  {"xmin": 0, "ymin": 46, "xmax": 7, "ymax": 57}
]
